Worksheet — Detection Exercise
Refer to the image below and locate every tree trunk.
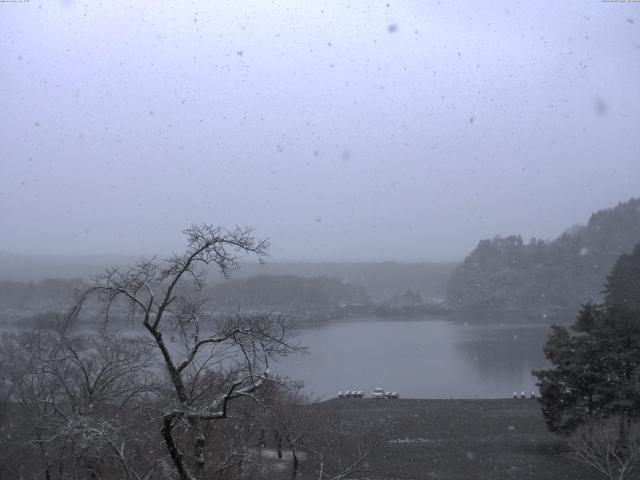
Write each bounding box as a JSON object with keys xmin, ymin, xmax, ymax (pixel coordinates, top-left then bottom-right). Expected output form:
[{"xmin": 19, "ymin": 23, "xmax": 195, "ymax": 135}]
[
  {"xmin": 35, "ymin": 431, "xmax": 52, "ymax": 480},
  {"xmin": 618, "ymin": 410, "xmax": 628, "ymax": 445},
  {"xmin": 194, "ymin": 427, "xmax": 206, "ymax": 471},
  {"xmin": 273, "ymin": 430, "xmax": 283, "ymax": 459},
  {"xmin": 291, "ymin": 446, "xmax": 298, "ymax": 480},
  {"xmin": 162, "ymin": 414, "xmax": 195, "ymax": 480},
  {"xmin": 259, "ymin": 428, "xmax": 266, "ymax": 449}
]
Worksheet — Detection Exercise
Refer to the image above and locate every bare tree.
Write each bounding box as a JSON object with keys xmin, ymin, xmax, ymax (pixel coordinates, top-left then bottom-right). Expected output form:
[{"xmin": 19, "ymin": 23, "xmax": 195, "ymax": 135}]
[
  {"xmin": 72, "ymin": 224, "xmax": 299, "ymax": 480},
  {"xmin": 254, "ymin": 382, "xmax": 382, "ymax": 480},
  {"xmin": 570, "ymin": 416, "xmax": 640, "ymax": 480},
  {"xmin": 312, "ymin": 435, "xmax": 383, "ymax": 480},
  {"xmin": 0, "ymin": 313, "xmax": 156, "ymax": 480},
  {"xmin": 255, "ymin": 382, "xmax": 309, "ymax": 479}
]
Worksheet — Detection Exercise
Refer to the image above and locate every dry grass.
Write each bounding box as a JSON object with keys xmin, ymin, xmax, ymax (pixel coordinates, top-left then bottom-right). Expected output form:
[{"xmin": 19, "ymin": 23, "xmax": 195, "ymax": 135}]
[{"xmin": 304, "ymin": 398, "xmax": 603, "ymax": 480}]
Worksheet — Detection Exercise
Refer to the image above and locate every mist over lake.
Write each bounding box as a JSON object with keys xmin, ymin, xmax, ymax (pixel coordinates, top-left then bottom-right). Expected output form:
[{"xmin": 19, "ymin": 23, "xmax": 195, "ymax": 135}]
[
  {"xmin": 276, "ymin": 317, "xmax": 550, "ymax": 400},
  {"xmin": 3, "ymin": 1, "xmax": 640, "ymax": 477}
]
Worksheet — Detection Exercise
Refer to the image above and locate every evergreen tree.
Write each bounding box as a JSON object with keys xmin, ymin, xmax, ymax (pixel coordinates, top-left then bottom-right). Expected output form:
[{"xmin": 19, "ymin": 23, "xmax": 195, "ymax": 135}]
[
  {"xmin": 605, "ymin": 244, "xmax": 640, "ymax": 319},
  {"xmin": 534, "ymin": 244, "xmax": 640, "ymax": 435}
]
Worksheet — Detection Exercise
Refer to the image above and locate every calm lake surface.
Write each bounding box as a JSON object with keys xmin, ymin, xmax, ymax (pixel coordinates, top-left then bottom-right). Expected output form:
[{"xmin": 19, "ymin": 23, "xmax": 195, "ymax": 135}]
[{"xmin": 275, "ymin": 317, "xmax": 552, "ymax": 400}]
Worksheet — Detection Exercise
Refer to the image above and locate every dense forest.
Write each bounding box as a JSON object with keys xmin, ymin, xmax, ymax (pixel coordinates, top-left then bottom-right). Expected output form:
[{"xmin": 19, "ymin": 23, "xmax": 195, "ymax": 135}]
[
  {"xmin": 231, "ymin": 262, "xmax": 457, "ymax": 301},
  {"xmin": 0, "ymin": 278, "xmax": 84, "ymax": 322},
  {"xmin": 204, "ymin": 275, "xmax": 372, "ymax": 322},
  {"xmin": 0, "ymin": 256, "xmax": 456, "ymax": 301},
  {"xmin": 0, "ymin": 263, "xmax": 455, "ymax": 325},
  {"xmin": 446, "ymin": 198, "xmax": 640, "ymax": 323},
  {"xmin": 0, "ymin": 274, "xmax": 449, "ymax": 326}
]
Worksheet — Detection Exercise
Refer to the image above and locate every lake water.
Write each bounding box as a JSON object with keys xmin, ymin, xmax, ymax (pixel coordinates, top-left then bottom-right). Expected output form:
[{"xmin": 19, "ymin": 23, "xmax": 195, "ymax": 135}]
[{"xmin": 274, "ymin": 317, "xmax": 552, "ymax": 400}]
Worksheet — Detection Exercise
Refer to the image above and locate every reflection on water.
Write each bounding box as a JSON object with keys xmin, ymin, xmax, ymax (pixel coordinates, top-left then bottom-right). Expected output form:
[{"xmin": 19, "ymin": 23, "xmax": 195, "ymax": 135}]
[{"xmin": 275, "ymin": 317, "xmax": 552, "ymax": 400}]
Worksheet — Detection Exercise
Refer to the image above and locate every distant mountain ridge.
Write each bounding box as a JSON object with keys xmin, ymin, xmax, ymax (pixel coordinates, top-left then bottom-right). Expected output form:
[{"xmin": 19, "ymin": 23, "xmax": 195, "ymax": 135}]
[
  {"xmin": 0, "ymin": 257, "xmax": 456, "ymax": 324},
  {"xmin": 0, "ymin": 254, "xmax": 455, "ymax": 302},
  {"xmin": 446, "ymin": 198, "xmax": 640, "ymax": 323},
  {"xmin": 0, "ymin": 253, "xmax": 139, "ymax": 282}
]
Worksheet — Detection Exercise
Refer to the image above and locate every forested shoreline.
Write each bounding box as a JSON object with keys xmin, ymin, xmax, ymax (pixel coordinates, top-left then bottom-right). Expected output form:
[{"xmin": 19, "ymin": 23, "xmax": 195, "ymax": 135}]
[
  {"xmin": 447, "ymin": 198, "xmax": 640, "ymax": 323},
  {"xmin": 2, "ymin": 198, "xmax": 639, "ymax": 326}
]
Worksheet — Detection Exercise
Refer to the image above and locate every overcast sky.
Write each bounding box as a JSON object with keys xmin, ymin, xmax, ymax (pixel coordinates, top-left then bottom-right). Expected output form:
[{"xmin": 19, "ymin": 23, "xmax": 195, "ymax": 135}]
[{"xmin": 1, "ymin": 0, "xmax": 639, "ymax": 262}]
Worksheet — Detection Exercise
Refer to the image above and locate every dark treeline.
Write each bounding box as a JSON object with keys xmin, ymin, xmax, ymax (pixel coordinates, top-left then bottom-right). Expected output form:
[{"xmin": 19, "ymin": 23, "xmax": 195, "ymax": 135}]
[
  {"xmin": 230, "ymin": 261, "xmax": 457, "ymax": 301},
  {"xmin": 0, "ymin": 266, "xmax": 455, "ymax": 326},
  {"xmin": 203, "ymin": 275, "xmax": 372, "ymax": 323},
  {"xmin": 0, "ymin": 278, "xmax": 84, "ymax": 322},
  {"xmin": 205, "ymin": 276, "xmax": 449, "ymax": 324},
  {"xmin": 447, "ymin": 198, "xmax": 640, "ymax": 323},
  {"xmin": 0, "ymin": 275, "xmax": 449, "ymax": 327},
  {"xmin": 0, "ymin": 255, "xmax": 456, "ymax": 302}
]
